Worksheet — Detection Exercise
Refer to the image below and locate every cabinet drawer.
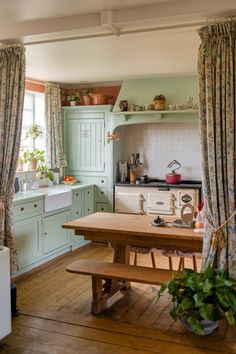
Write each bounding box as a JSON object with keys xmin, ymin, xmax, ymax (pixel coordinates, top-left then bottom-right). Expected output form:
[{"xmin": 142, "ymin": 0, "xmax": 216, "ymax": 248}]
[
  {"xmin": 95, "ymin": 188, "xmax": 108, "ymax": 203},
  {"xmin": 96, "ymin": 203, "xmax": 109, "ymax": 212},
  {"xmin": 13, "ymin": 199, "xmax": 43, "ymax": 219}
]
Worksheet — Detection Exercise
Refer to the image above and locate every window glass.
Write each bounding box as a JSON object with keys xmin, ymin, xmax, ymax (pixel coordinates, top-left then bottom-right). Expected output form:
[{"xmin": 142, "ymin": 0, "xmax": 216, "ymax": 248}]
[{"xmin": 21, "ymin": 91, "xmax": 45, "ymax": 152}]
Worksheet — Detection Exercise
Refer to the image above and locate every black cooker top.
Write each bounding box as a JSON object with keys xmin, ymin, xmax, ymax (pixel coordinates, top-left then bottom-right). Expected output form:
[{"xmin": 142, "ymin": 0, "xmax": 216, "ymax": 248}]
[{"xmin": 115, "ymin": 178, "xmax": 202, "ymax": 189}]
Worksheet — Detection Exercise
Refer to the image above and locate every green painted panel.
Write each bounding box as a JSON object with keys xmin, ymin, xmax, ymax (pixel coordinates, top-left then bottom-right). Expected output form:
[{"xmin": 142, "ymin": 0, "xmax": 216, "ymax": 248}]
[
  {"xmin": 14, "ymin": 215, "xmax": 42, "ymax": 268},
  {"xmin": 43, "ymin": 210, "xmax": 71, "ymax": 254},
  {"xmin": 84, "ymin": 187, "xmax": 93, "ymax": 216}
]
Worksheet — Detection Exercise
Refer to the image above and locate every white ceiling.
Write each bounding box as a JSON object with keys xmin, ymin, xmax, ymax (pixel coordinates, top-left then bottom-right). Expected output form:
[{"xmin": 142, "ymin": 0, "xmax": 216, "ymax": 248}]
[{"xmin": 1, "ymin": 0, "xmax": 236, "ymax": 85}]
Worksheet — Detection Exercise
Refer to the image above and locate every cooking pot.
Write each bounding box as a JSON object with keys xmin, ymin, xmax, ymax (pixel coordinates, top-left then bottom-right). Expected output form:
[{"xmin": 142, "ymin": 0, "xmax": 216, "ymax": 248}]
[
  {"xmin": 166, "ymin": 160, "xmax": 182, "ymax": 184},
  {"xmin": 165, "ymin": 173, "xmax": 181, "ymax": 184}
]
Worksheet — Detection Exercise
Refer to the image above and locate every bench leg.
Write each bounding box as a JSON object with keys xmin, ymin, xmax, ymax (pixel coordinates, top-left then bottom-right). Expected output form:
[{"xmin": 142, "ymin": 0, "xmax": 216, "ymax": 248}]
[{"xmin": 91, "ymin": 277, "xmax": 106, "ymax": 315}]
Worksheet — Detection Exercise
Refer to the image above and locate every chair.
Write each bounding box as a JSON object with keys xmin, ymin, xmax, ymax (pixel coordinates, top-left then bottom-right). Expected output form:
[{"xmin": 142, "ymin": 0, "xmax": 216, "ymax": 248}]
[
  {"xmin": 161, "ymin": 249, "xmax": 198, "ymax": 271},
  {"xmin": 130, "ymin": 246, "xmax": 156, "ymax": 268}
]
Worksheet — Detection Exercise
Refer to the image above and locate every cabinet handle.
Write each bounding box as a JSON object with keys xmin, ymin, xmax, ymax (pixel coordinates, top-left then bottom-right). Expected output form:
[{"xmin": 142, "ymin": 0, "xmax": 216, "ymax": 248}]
[
  {"xmin": 87, "ymin": 191, "xmax": 90, "ymax": 194},
  {"xmin": 87, "ymin": 208, "xmax": 90, "ymax": 211},
  {"xmin": 101, "ymin": 192, "xmax": 104, "ymax": 195},
  {"xmin": 76, "ymin": 211, "xmax": 79, "ymax": 215},
  {"xmin": 101, "ymin": 180, "xmax": 104, "ymax": 183},
  {"xmin": 21, "ymin": 207, "xmax": 24, "ymax": 211},
  {"xmin": 34, "ymin": 204, "xmax": 37, "ymax": 208},
  {"xmin": 76, "ymin": 193, "xmax": 79, "ymax": 197},
  {"xmin": 101, "ymin": 208, "xmax": 104, "ymax": 211},
  {"xmin": 44, "ymin": 232, "xmax": 47, "ymax": 235}
]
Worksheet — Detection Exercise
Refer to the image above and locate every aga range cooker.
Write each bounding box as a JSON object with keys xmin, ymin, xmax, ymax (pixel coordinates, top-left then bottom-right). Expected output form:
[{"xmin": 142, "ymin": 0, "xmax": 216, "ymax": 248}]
[{"xmin": 114, "ymin": 179, "xmax": 202, "ymax": 216}]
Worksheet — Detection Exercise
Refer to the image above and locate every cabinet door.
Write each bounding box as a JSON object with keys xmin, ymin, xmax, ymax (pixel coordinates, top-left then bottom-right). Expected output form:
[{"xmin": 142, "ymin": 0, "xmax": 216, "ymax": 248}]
[
  {"xmin": 43, "ymin": 210, "xmax": 71, "ymax": 255},
  {"xmin": 84, "ymin": 187, "xmax": 93, "ymax": 216},
  {"xmin": 14, "ymin": 215, "xmax": 42, "ymax": 269},
  {"xmin": 68, "ymin": 118, "xmax": 105, "ymax": 172}
]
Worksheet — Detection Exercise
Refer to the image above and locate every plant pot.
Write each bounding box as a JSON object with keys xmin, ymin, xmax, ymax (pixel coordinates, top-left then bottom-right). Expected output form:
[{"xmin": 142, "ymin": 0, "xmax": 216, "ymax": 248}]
[
  {"xmin": 154, "ymin": 101, "xmax": 165, "ymax": 110},
  {"xmin": 91, "ymin": 93, "xmax": 107, "ymax": 105},
  {"xmin": 30, "ymin": 159, "xmax": 38, "ymax": 171},
  {"xmin": 70, "ymin": 101, "xmax": 77, "ymax": 106},
  {"xmin": 83, "ymin": 96, "xmax": 92, "ymax": 105},
  {"xmin": 184, "ymin": 319, "xmax": 219, "ymax": 336}
]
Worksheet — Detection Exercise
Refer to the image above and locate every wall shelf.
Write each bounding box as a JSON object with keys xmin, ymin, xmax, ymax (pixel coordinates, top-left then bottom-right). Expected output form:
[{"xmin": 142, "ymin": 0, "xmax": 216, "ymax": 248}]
[{"xmin": 112, "ymin": 109, "xmax": 198, "ymax": 121}]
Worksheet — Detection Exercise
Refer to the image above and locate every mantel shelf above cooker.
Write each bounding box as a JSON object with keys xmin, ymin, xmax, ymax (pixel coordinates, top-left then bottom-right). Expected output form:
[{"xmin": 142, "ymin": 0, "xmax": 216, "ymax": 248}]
[{"xmin": 109, "ymin": 109, "xmax": 199, "ymax": 130}]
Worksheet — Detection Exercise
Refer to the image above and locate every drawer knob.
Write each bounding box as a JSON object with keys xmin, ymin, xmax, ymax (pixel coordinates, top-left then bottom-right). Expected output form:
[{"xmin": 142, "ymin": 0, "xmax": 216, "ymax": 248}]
[
  {"xmin": 101, "ymin": 208, "xmax": 104, "ymax": 211},
  {"xmin": 87, "ymin": 208, "xmax": 90, "ymax": 211},
  {"xmin": 76, "ymin": 211, "xmax": 79, "ymax": 215},
  {"xmin": 21, "ymin": 207, "xmax": 24, "ymax": 211},
  {"xmin": 87, "ymin": 191, "xmax": 90, "ymax": 194},
  {"xmin": 101, "ymin": 192, "xmax": 104, "ymax": 195},
  {"xmin": 45, "ymin": 232, "xmax": 47, "ymax": 235},
  {"xmin": 76, "ymin": 193, "xmax": 79, "ymax": 197},
  {"xmin": 34, "ymin": 204, "xmax": 37, "ymax": 208},
  {"xmin": 101, "ymin": 180, "xmax": 104, "ymax": 183}
]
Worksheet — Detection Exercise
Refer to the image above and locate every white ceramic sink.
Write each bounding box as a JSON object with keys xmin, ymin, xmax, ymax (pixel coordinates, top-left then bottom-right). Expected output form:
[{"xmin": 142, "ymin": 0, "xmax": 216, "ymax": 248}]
[{"xmin": 44, "ymin": 189, "xmax": 72, "ymax": 212}]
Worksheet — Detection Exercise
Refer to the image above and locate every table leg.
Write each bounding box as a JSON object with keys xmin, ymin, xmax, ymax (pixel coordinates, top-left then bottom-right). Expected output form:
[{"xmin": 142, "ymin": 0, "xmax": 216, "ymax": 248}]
[{"xmin": 111, "ymin": 243, "xmax": 131, "ymax": 290}]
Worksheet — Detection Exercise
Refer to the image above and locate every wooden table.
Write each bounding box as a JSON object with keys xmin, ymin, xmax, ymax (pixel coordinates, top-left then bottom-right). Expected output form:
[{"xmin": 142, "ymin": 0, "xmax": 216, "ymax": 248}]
[
  {"xmin": 63, "ymin": 212, "xmax": 204, "ymax": 313},
  {"xmin": 63, "ymin": 212, "xmax": 203, "ymax": 263}
]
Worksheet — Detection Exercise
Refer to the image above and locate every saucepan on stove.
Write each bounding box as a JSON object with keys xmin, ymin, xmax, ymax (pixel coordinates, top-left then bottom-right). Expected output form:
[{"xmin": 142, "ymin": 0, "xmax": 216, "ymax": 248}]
[{"xmin": 166, "ymin": 160, "xmax": 181, "ymax": 184}]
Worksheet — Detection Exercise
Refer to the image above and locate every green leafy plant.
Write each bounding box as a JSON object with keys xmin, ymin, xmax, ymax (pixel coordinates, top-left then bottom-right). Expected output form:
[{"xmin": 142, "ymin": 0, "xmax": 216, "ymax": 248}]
[
  {"xmin": 67, "ymin": 93, "xmax": 80, "ymax": 102},
  {"xmin": 157, "ymin": 265, "xmax": 236, "ymax": 335},
  {"xmin": 82, "ymin": 88, "xmax": 95, "ymax": 96},
  {"xmin": 26, "ymin": 124, "xmax": 42, "ymax": 139},
  {"xmin": 23, "ymin": 149, "xmax": 45, "ymax": 163},
  {"xmin": 37, "ymin": 165, "xmax": 54, "ymax": 182}
]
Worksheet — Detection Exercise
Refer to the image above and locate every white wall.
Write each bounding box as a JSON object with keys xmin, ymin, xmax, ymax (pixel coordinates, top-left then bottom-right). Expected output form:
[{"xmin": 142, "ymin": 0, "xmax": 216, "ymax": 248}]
[{"xmin": 121, "ymin": 123, "xmax": 202, "ymax": 181}]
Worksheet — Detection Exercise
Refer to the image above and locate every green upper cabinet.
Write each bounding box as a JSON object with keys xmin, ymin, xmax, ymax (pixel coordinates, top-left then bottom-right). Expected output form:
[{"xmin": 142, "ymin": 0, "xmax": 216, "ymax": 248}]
[
  {"xmin": 63, "ymin": 106, "xmax": 112, "ymax": 176},
  {"xmin": 68, "ymin": 116, "xmax": 105, "ymax": 172}
]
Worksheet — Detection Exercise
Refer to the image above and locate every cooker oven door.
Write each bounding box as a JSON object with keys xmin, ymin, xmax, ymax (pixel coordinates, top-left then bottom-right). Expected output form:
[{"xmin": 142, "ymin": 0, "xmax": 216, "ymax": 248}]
[
  {"xmin": 115, "ymin": 192, "xmax": 144, "ymax": 214},
  {"xmin": 147, "ymin": 191, "xmax": 174, "ymax": 215}
]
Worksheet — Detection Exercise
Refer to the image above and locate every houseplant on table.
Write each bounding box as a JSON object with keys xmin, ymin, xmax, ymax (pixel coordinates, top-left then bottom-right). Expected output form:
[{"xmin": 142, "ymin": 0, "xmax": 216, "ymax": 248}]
[
  {"xmin": 157, "ymin": 265, "xmax": 236, "ymax": 335},
  {"xmin": 67, "ymin": 93, "xmax": 80, "ymax": 106},
  {"xmin": 82, "ymin": 88, "xmax": 94, "ymax": 105}
]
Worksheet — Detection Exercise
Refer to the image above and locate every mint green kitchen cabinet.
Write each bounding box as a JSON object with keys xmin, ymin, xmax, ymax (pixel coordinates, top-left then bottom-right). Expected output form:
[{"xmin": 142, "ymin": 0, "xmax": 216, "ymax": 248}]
[
  {"xmin": 43, "ymin": 210, "xmax": 71, "ymax": 255},
  {"xmin": 63, "ymin": 106, "xmax": 113, "ymax": 213},
  {"xmin": 13, "ymin": 215, "xmax": 42, "ymax": 269},
  {"xmin": 71, "ymin": 188, "xmax": 84, "ymax": 248}
]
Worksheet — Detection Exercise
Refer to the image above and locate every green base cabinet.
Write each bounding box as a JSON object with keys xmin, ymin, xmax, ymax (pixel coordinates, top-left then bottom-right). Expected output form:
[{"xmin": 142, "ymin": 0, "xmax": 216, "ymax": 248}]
[
  {"xmin": 43, "ymin": 210, "xmax": 71, "ymax": 255},
  {"xmin": 13, "ymin": 214, "xmax": 42, "ymax": 269}
]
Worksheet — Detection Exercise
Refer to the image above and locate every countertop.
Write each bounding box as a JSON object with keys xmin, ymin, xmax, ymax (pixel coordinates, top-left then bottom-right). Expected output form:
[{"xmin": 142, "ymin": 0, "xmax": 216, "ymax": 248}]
[{"xmin": 13, "ymin": 183, "xmax": 93, "ymax": 203}]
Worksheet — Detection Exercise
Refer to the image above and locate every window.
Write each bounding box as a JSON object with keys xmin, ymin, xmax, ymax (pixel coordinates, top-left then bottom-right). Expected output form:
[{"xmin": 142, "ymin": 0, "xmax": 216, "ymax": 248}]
[{"xmin": 21, "ymin": 91, "xmax": 46, "ymax": 152}]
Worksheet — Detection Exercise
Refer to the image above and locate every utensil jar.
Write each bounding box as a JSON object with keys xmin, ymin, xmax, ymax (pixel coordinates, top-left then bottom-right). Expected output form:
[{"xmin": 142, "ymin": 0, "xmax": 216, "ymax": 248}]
[{"xmin": 130, "ymin": 169, "xmax": 137, "ymax": 184}]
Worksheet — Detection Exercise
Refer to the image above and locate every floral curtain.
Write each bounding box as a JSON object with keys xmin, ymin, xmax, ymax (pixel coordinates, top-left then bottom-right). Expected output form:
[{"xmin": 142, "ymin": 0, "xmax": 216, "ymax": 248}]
[
  {"xmin": 198, "ymin": 20, "xmax": 236, "ymax": 278},
  {"xmin": 45, "ymin": 83, "xmax": 67, "ymax": 169},
  {"xmin": 0, "ymin": 42, "xmax": 25, "ymax": 273}
]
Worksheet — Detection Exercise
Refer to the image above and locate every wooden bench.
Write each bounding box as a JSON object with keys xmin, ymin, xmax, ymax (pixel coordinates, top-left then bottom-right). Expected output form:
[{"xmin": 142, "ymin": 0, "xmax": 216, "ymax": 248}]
[{"xmin": 66, "ymin": 259, "xmax": 174, "ymax": 314}]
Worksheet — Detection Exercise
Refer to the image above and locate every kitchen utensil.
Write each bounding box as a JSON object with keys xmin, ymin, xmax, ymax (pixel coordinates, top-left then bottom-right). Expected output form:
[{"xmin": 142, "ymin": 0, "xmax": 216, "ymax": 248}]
[{"xmin": 166, "ymin": 160, "xmax": 181, "ymax": 184}]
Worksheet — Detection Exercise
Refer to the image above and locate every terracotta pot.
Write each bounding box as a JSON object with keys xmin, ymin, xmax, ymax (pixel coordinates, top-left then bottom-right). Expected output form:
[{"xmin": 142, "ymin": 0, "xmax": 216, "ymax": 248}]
[
  {"xmin": 154, "ymin": 101, "xmax": 166, "ymax": 110},
  {"xmin": 30, "ymin": 159, "xmax": 38, "ymax": 171},
  {"xmin": 83, "ymin": 95, "xmax": 92, "ymax": 105},
  {"xmin": 70, "ymin": 101, "xmax": 77, "ymax": 106},
  {"xmin": 91, "ymin": 93, "xmax": 107, "ymax": 105}
]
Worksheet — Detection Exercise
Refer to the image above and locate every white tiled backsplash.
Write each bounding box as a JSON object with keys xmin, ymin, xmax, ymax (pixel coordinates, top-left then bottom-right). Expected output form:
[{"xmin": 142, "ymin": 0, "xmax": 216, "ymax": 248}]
[{"xmin": 121, "ymin": 123, "xmax": 202, "ymax": 181}]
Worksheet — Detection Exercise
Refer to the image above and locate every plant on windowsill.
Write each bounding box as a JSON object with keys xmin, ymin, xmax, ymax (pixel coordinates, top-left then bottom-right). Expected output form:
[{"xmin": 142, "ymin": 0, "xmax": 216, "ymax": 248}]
[
  {"xmin": 82, "ymin": 88, "xmax": 95, "ymax": 105},
  {"xmin": 157, "ymin": 265, "xmax": 236, "ymax": 336},
  {"xmin": 67, "ymin": 93, "xmax": 80, "ymax": 106},
  {"xmin": 23, "ymin": 149, "xmax": 45, "ymax": 171}
]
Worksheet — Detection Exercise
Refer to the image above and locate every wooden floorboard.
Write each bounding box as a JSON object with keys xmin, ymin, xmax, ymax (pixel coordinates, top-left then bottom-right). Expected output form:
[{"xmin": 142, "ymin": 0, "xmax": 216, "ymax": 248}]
[{"xmin": 1, "ymin": 243, "xmax": 235, "ymax": 354}]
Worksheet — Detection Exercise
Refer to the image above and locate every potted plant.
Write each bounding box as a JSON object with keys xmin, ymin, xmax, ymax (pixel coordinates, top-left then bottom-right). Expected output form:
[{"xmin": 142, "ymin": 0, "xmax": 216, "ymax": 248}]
[
  {"xmin": 157, "ymin": 265, "xmax": 236, "ymax": 336},
  {"xmin": 23, "ymin": 149, "xmax": 45, "ymax": 171},
  {"xmin": 37, "ymin": 165, "xmax": 54, "ymax": 186},
  {"xmin": 90, "ymin": 93, "xmax": 113, "ymax": 105},
  {"xmin": 26, "ymin": 123, "xmax": 42, "ymax": 139},
  {"xmin": 67, "ymin": 93, "xmax": 80, "ymax": 106},
  {"xmin": 82, "ymin": 88, "xmax": 95, "ymax": 105},
  {"xmin": 153, "ymin": 94, "xmax": 166, "ymax": 110}
]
